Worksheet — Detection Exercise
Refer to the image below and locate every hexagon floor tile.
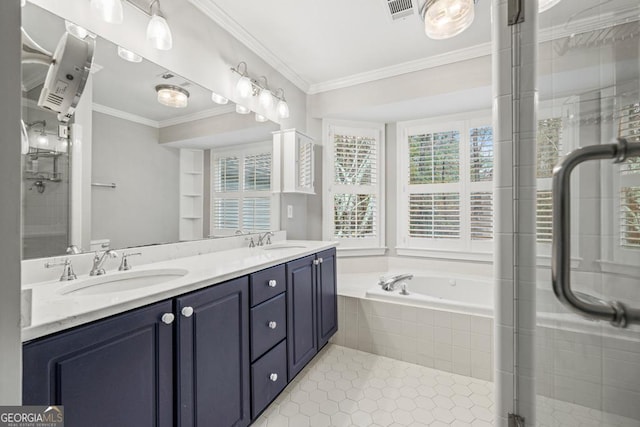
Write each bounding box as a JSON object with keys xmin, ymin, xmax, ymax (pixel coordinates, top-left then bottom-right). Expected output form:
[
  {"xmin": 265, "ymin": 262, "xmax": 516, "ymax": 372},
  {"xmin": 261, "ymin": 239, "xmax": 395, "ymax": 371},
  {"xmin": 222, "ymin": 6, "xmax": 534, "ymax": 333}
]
[{"xmin": 252, "ymin": 345, "xmax": 638, "ymax": 427}]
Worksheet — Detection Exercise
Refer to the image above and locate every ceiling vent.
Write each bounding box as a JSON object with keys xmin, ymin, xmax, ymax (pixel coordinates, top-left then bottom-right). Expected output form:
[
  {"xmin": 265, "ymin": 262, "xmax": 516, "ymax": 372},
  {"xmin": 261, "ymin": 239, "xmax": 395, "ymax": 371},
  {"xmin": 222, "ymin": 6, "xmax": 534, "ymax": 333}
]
[{"xmin": 384, "ymin": 0, "xmax": 416, "ymax": 21}]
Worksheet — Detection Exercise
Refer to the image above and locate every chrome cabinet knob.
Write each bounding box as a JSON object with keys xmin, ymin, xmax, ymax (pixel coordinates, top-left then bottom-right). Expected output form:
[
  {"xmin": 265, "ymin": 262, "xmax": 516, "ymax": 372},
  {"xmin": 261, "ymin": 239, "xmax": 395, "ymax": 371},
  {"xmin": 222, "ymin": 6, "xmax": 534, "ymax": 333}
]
[
  {"xmin": 161, "ymin": 313, "xmax": 175, "ymax": 325},
  {"xmin": 319, "ymin": 258, "xmax": 324, "ymax": 264},
  {"xmin": 268, "ymin": 279, "xmax": 277, "ymax": 288},
  {"xmin": 181, "ymin": 307, "xmax": 194, "ymax": 318},
  {"xmin": 268, "ymin": 321, "xmax": 277, "ymax": 329},
  {"xmin": 313, "ymin": 259, "xmax": 320, "ymax": 266},
  {"xmin": 269, "ymin": 373, "xmax": 278, "ymax": 382}
]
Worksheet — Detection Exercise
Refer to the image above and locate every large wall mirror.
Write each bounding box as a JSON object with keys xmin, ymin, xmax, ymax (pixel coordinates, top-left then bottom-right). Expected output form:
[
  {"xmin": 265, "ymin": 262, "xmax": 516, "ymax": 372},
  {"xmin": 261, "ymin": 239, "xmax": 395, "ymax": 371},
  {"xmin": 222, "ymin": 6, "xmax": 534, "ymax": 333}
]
[{"xmin": 21, "ymin": 3, "xmax": 279, "ymax": 260}]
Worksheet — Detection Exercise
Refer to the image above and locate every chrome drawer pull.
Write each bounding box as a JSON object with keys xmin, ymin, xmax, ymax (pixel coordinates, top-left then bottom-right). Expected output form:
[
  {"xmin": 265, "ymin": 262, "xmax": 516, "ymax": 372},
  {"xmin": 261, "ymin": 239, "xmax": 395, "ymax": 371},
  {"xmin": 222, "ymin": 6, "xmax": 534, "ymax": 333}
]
[
  {"xmin": 268, "ymin": 321, "xmax": 277, "ymax": 330},
  {"xmin": 268, "ymin": 279, "xmax": 277, "ymax": 288},
  {"xmin": 161, "ymin": 313, "xmax": 175, "ymax": 325},
  {"xmin": 269, "ymin": 373, "xmax": 278, "ymax": 382}
]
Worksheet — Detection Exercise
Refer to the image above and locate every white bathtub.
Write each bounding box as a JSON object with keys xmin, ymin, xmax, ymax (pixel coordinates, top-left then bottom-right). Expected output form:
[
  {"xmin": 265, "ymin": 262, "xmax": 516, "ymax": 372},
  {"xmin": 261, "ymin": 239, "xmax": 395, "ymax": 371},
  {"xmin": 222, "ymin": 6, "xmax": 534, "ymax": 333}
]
[{"xmin": 365, "ymin": 274, "xmax": 493, "ymax": 317}]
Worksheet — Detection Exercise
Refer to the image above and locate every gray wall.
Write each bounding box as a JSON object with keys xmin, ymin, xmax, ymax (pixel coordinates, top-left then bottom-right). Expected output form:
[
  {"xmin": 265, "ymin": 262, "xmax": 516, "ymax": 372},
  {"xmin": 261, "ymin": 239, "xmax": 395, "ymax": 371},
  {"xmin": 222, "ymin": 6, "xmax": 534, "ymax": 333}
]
[
  {"xmin": 0, "ymin": 0, "xmax": 22, "ymax": 404},
  {"xmin": 92, "ymin": 112, "xmax": 180, "ymax": 249}
]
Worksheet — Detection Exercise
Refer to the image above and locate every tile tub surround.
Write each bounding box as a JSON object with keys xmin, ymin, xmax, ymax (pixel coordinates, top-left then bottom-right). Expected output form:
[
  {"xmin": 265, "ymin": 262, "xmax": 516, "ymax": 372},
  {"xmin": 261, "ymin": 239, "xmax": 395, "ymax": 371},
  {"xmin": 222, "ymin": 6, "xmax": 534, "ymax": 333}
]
[{"xmin": 330, "ymin": 295, "xmax": 494, "ymax": 382}]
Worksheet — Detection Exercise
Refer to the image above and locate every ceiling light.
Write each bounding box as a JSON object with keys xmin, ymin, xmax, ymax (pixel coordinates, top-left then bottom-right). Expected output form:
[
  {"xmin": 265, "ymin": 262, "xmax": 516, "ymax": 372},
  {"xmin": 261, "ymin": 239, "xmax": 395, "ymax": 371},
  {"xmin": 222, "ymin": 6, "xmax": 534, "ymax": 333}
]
[
  {"xmin": 422, "ymin": 0, "xmax": 476, "ymax": 40},
  {"xmin": 90, "ymin": 0, "xmax": 124, "ymax": 24},
  {"xmin": 156, "ymin": 84, "xmax": 189, "ymax": 108},
  {"xmin": 539, "ymin": 0, "xmax": 561, "ymax": 13},
  {"xmin": 236, "ymin": 104, "xmax": 250, "ymax": 115},
  {"xmin": 211, "ymin": 92, "xmax": 229, "ymax": 105},
  {"xmin": 117, "ymin": 46, "xmax": 142, "ymax": 63},
  {"xmin": 255, "ymin": 113, "xmax": 268, "ymax": 123},
  {"xmin": 147, "ymin": 13, "xmax": 173, "ymax": 50}
]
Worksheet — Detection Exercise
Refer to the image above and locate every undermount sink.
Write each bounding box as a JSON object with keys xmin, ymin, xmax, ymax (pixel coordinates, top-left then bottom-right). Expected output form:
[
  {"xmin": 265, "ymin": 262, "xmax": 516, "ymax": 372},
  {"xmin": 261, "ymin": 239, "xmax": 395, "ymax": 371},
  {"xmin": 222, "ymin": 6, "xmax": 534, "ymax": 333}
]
[
  {"xmin": 262, "ymin": 244, "xmax": 308, "ymax": 251},
  {"xmin": 58, "ymin": 268, "xmax": 188, "ymax": 296}
]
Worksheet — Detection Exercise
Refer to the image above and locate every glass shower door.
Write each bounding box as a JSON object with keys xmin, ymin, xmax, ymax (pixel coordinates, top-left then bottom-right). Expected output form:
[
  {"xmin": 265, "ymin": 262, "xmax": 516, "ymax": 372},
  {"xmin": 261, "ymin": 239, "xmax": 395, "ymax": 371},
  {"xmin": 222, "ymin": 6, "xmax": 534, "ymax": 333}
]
[{"xmin": 536, "ymin": 1, "xmax": 640, "ymax": 425}]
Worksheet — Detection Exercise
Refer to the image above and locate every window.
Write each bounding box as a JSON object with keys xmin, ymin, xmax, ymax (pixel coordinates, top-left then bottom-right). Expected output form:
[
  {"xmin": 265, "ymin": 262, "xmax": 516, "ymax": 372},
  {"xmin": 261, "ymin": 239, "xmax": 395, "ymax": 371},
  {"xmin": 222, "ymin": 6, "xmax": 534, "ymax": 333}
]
[
  {"xmin": 323, "ymin": 120, "xmax": 385, "ymax": 254},
  {"xmin": 211, "ymin": 143, "xmax": 277, "ymax": 235},
  {"xmin": 397, "ymin": 116, "xmax": 493, "ymax": 258},
  {"xmin": 536, "ymin": 117, "xmax": 564, "ymax": 244},
  {"xmin": 617, "ymin": 102, "xmax": 640, "ymax": 250}
]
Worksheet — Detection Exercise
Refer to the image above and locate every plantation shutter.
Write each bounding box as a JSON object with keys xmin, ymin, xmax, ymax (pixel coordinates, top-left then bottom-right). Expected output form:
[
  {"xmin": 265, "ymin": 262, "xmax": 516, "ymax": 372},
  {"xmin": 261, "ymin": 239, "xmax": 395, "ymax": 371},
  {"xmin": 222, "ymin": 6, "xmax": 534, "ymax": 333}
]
[
  {"xmin": 469, "ymin": 126, "xmax": 494, "ymax": 242},
  {"xmin": 618, "ymin": 102, "xmax": 640, "ymax": 249},
  {"xmin": 298, "ymin": 139, "xmax": 314, "ymax": 189},
  {"xmin": 409, "ymin": 193, "xmax": 460, "ymax": 238},
  {"xmin": 536, "ymin": 117, "xmax": 563, "ymax": 243},
  {"xmin": 244, "ymin": 153, "xmax": 271, "ymax": 191},
  {"xmin": 408, "ymin": 131, "xmax": 459, "ymax": 185},
  {"xmin": 212, "ymin": 199, "xmax": 239, "ymax": 230}
]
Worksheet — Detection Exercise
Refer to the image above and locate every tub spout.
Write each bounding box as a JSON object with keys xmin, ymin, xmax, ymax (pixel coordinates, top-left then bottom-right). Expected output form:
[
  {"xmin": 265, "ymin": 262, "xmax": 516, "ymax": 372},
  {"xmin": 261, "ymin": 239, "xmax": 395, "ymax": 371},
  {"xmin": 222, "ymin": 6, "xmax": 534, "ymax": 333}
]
[{"xmin": 379, "ymin": 274, "xmax": 414, "ymax": 291}]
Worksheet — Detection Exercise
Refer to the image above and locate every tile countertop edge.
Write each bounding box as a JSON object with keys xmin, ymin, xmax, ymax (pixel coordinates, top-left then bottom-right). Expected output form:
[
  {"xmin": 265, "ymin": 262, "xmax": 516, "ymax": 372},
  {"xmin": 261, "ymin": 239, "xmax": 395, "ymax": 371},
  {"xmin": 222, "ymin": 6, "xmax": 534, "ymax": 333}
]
[{"xmin": 22, "ymin": 241, "xmax": 338, "ymax": 342}]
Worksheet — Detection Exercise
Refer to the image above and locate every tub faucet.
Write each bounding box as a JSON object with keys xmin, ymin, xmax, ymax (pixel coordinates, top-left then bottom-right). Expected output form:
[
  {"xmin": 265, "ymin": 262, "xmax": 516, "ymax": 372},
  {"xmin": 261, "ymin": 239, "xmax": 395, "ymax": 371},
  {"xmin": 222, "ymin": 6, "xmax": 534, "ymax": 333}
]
[
  {"xmin": 90, "ymin": 250, "xmax": 118, "ymax": 276},
  {"xmin": 379, "ymin": 274, "xmax": 414, "ymax": 291}
]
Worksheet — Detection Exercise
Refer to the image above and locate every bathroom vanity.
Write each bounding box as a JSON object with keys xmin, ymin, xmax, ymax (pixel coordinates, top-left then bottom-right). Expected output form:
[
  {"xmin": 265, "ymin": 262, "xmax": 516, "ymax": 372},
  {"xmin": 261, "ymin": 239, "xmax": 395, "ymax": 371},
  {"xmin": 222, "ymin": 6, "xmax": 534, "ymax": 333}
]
[{"xmin": 22, "ymin": 244, "xmax": 337, "ymax": 427}]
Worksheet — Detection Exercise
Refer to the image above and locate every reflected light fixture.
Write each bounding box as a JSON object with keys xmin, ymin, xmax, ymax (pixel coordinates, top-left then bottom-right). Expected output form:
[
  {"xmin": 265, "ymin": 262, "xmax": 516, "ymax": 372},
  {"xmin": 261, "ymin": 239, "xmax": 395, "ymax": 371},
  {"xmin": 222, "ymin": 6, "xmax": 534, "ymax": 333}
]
[
  {"xmin": 258, "ymin": 77, "xmax": 274, "ymax": 110},
  {"xmin": 117, "ymin": 46, "xmax": 142, "ymax": 63},
  {"xmin": 236, "ymin": 104, "xmax": 251, "ymax": 115},
  {"xmin": 147, "ymin": 6, "xmax": 173, "ymax": 51},
  {"xmin": 421, "ymin": 0, "xmax": 476, "ymax": 40},
  {"xmin": 90, "ymin": 0, "xmax": 124, "ymax": 24},
  {"xmin": 274, "ymin": 88, "xmax": 290, "ymax": 119},
  {"xmin": 156, "ymin": 84, "xmax": 189, "ymax": 108},
  {"xmin": 65, "ymin": 21, "xmax": 91, "ymax": 39},
  {"xmin": 539, "ymin": 0, "xmax": 561, "ymax": 13},
  {"xmin": 27, "ymin": 121, "xmax": 49, "ymax": 148},
  {"xmin": 255, "ymin": 113, "xmax": 268, "ymax": 123},
  {"xmin": 211, "ymin": 92, "xmax": 229, "ymax": 105}
]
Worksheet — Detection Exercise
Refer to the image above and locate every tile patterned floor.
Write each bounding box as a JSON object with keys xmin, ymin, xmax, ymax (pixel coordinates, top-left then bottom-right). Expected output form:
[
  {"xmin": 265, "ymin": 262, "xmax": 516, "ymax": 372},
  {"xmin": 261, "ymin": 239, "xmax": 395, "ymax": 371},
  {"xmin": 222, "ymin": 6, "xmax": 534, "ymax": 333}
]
[{"xmin": 253, "ymin": 345, "xmax": 495, "ymax": 427}]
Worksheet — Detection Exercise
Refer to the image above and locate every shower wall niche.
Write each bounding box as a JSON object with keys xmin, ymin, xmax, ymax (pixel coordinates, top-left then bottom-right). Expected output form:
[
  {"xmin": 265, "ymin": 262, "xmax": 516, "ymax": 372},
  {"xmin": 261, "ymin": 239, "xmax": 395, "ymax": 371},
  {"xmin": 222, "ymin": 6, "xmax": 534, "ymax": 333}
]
[{"xmin": 21, "ymin": 104, "xmax": 70, "ymax": 260}]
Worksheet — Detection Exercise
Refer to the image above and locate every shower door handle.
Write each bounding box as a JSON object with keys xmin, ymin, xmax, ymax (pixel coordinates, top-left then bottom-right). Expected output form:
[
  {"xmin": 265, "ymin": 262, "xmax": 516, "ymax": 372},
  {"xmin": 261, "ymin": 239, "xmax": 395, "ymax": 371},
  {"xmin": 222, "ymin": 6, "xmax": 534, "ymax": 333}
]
[{"xmin": 552, "ymin": 138, "xmax": 640, "ymax": 328}]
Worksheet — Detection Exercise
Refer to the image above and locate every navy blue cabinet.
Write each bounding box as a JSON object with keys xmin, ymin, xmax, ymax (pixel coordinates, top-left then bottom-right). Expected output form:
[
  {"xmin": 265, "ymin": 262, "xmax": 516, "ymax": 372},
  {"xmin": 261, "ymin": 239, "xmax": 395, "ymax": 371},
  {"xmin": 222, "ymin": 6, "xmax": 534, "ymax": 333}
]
[
  {"xmin": 177, "ymin": 276, "xmax": 250, "ymax": 427},
  {"xmin": 23, "ymin": 300, "xmax": 174, "ymax": 427},
  {"xmin": 316, "ymin": 248, "xmax": 338, "ymax": 349},
  {"xmin": 286, "ymin": 255, "xmax": 317, "ymax": 380}
]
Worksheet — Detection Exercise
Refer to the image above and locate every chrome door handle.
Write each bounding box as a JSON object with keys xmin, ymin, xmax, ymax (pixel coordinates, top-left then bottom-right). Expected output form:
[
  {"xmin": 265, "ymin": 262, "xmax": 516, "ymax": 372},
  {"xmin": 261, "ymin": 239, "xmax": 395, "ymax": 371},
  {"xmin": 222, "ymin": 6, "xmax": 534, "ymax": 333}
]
[
  {"xmin": 161, "ymin": 313, "xmax": 175, "ymax": 325},
  {"xmin": 552, "ymin": 138, "xmax": 640, "ymax": 327}
]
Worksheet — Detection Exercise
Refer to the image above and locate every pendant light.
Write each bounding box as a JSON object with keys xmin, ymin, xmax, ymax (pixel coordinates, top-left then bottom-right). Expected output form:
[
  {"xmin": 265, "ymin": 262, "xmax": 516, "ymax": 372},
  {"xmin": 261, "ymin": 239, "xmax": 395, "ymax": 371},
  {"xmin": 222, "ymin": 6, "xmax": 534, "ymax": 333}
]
[
  {"xmin": 422, "ymin": 0, "xmax": 476, "ymax": 40},
  {"xmin": 156, "ymin": 85, "xmax": 189, "ymax": 108},
  {"xmin": 539, "ymin": 0, "xmax": 561, "ymax": 13},
  {"xmin": 90, "ymin": 0, "xmax": 124, "ymax": 24}
]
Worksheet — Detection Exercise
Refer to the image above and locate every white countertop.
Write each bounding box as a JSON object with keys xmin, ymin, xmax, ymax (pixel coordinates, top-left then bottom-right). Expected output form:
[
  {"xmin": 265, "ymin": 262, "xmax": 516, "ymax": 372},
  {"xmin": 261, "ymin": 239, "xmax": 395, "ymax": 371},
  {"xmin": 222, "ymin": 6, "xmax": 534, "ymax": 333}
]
[{"xmin": 23, "ymin": 240, "xmax": 337, "ymax": 342}]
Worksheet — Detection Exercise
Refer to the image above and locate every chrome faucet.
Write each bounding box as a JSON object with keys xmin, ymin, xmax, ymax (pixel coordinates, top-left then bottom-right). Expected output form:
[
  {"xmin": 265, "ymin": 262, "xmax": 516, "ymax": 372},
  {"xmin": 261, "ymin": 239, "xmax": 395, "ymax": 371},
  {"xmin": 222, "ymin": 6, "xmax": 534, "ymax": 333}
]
[
  {"xmin": 379, "ymin": 274, "xmax": 414, "ymax": 291},
  {"xmin": 45, "ymin": 258, "xmax": 77, "ymax": 281},
  {"xmin": 257, "ymin": 231, "xmax": 274, "ymax": 246},
  {"xmin": 90, "ymin": 250, "xmax": 118, "ymax": 276}
]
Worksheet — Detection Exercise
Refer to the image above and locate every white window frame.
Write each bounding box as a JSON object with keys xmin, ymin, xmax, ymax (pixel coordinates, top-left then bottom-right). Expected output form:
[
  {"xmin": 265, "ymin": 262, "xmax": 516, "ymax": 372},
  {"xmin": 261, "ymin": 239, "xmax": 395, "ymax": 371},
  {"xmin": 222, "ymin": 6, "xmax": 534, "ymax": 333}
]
[
  {"xmin": 396, "ymin": 111, "xmax": 493, "ymax": 261},
  {"xmin": 322, "ymin": 119, "xmax": 386, "ymax": 256},
  {"xmin": 210, "ymin": 141, "xmax": 279, "ymax": 237}
]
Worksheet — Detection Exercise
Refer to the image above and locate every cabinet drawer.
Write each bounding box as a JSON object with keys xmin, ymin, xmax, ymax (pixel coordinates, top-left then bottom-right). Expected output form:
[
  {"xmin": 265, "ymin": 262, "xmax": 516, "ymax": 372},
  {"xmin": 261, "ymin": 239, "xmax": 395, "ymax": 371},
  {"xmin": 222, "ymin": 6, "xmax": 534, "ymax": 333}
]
[
  {"xmin": 250, "ymin": 294, "xmax": 286, "ymax": 361},
  {"xmin": 251, "ymin": 340, "xmax": 287, "ymax": 419},
  {"xmin": 250, "ymin": 265, "xmax": 286, "ymax": 307}
]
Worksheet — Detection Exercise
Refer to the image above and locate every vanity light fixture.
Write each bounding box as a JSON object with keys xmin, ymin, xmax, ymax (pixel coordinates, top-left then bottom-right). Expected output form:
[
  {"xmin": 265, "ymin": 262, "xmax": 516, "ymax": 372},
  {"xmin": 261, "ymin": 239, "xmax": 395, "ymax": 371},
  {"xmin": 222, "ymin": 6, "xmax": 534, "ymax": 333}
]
[
  {"xmin": 421, "ymin": 0, "xmax": 476, "ymax": 40},
  {"xmin": 274, "ymin": 88, "xmax": 290, "ymax": 119},
  {"xmin": 156, "ymin": 84, "xmax": 189, "ymax": 108},
  {"xmin": 235, "ymin": 104, "xmax": 251, "ymax": 115},
  {"xmin": 146, "ymin": 0, "xmax": 173, "ymax": 51},
  {"xmin": 255, "ymin": 113, "xmax": 268, "ymax": 123},
  {"xmin": 211, "ymin": 92, "xmax": 229, "ymax": 105},
  {"xmin": 232, "ymin": 62, "xmax": 253, "ymax": 99},
  {"xmin": 117, "ymin": 46, "xmax": 142, "ymax": 62},
  {"xmin": 258, "ymin": 77, "xmax": 274, "ymax": 110},
  {"xmin": 90, "ymin": 0, "xmax": 124, "ymax": 24},
  {"xmin": 539, "ymin": 0, "xmax": 562, "ymax": 12},
  {"xmin": 65, "ymin": 21, "xmax": 91, "ymax": 40}
]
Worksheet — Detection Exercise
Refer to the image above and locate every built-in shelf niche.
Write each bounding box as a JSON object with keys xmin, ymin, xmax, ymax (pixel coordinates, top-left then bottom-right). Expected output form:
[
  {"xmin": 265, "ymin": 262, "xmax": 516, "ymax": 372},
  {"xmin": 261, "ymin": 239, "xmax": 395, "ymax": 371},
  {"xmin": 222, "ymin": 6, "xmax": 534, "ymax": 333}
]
[{"xmin": 179, "ymin": 149, "xmax": 204, "ymax": 241}]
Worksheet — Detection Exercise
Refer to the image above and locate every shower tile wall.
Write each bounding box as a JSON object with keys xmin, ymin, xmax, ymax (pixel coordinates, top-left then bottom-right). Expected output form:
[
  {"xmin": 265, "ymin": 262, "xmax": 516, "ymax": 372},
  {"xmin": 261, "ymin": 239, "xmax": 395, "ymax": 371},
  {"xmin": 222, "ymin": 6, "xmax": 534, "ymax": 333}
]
[{"xmin": 330, "ymin": 296, "xmax": 494, "ymax": 381}]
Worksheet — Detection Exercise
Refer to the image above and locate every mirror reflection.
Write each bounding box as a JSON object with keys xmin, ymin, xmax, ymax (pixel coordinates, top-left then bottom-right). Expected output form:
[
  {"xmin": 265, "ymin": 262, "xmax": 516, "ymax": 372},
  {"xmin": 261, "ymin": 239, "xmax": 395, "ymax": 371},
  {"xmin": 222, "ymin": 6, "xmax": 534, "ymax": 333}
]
[{"xmin": 21, "ymin": 3, "xmax": 279, "ymax": 260}]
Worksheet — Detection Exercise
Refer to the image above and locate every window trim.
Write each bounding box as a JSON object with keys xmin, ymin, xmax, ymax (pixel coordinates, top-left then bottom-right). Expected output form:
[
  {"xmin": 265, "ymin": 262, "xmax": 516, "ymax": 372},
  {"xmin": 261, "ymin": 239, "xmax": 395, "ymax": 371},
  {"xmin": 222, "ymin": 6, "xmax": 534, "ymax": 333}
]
[
  {"xmin": 322, "ymin": 119, "xmax": 386, "ymax": 255},
  {"xmin": 396, "ymin": 111, "xmax": 493, "ymax": 259},
  {"xmin": 210, "ymin": 141, "xmax": 279, "ymax": 236}
]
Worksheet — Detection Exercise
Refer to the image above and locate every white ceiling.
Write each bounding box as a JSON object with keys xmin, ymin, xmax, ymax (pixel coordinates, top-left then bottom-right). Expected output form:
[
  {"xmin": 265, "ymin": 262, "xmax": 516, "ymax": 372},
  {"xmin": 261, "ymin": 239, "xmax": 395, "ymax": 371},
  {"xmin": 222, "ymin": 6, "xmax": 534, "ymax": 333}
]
[{"xmin": 194, "ymin": 0, "xmax": 640, "ymax": 93}]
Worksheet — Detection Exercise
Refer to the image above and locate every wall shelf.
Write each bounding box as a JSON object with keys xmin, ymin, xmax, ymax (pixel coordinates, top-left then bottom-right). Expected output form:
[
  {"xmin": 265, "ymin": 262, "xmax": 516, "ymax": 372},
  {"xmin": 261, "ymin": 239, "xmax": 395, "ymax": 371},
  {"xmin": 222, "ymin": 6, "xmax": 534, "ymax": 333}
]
[{"xmin": 179, "ymin": 149, "xmax": 204, "ymax": 241}]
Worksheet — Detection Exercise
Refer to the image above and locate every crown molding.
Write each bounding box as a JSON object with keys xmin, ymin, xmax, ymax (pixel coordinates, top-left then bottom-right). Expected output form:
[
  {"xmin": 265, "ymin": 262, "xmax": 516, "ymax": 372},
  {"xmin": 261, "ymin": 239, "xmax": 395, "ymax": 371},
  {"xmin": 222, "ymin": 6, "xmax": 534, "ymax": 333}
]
[
  {"xmin": 538, "ymin": 6, "xmax": 640, "ymax": 43},
  {"xmin": 158, "ymin": 104, "xmax": 236, "ymax": 128},
  {"xmin": 188, "ymin": 0, "xmax": 311, "ymax": 93},
  {"xmin": 307, "ymin": 42, "xmax": 492, "ymax": 95},
  {"xmin": 92, "ymin": 103, "xmax": 160, "ymax": 128}
]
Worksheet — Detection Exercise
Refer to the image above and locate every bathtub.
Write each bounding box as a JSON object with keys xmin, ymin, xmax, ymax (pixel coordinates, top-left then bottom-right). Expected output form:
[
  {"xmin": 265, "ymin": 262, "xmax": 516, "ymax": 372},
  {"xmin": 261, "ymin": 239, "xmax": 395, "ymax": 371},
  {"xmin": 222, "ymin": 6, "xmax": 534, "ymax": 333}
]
[{"xmin": 365, "ymin": 274, "xmax": 493, "ymax": 317}]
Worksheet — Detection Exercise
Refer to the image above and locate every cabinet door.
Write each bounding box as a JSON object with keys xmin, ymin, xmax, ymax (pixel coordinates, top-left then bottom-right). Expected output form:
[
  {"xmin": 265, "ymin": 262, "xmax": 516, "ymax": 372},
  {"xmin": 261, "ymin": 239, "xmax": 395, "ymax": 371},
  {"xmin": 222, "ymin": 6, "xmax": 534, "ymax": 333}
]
[
  {"xmin": 317, "ymin": 248, "xmax": 338, "ymax": 349},
  {"xmin": 286, "ymin": 255, "xmax": 317, "ymax": 379},
  {"xmin": 23, "ymin": 300, "xmax": 174, "ymax": 427},
  {"xmin": 177, "ymin": 277, "xmax": 250, "ymax": 427}
]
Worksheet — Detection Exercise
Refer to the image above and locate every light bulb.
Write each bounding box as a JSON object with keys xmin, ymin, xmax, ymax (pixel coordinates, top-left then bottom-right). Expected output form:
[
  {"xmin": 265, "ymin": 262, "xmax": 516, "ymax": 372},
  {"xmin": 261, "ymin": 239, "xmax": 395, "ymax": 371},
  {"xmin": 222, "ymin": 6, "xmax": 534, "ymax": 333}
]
[
  {"xmin": 255, "ymin": 113, "xmax": 268, "ymax": 123},
  {"xmin": 147, "ymin": 14, "xmax": 173, "ymax": 51},
  {"xmin": 236, "ymin": 76, "xmax": 253, "ymax": 99},
  {"xmin": 117, "ymin": 46, "xmax": 142, "ymax": 63},
  {"xmin": 259, "ymin": 89, "xmax": 273, "ymax": 109},
  {"xmin": 156, "ymin": 85, "xmax": 189, "ymax": 108},
  {"xmin": 235, "ymin": 104, "xmax": 250, "ymax": 115},
  {"xmin": 211, "ymin": 92, "xmax": 229, "ymax": 105},
  {"xmin": 276, "ymin": 99, "xmax": 290, "ymax": 119},
  {"xmin": 539, "ymin": 0, "xmax": 562, "ymax": 13},
  {"xmin": 424, "ymin": 0, "xmax": 475, "ymax": 40},
  {"xmin": 90, "ymin": 0, "xmax": 124, "ymax": 24}
]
